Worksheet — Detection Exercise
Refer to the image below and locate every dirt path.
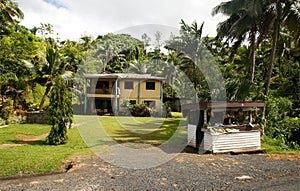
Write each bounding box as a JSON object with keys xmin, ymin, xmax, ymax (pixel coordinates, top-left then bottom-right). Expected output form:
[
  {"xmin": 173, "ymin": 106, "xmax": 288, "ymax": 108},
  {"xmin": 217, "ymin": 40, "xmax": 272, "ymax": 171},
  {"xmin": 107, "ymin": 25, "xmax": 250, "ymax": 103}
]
[
  {"xmin": 0, "ymin": 117, "xmax": 99, "ymax": 150},
  {"xmin": 0, "ymin": 117, "xmax": 99, "ymax": 149},
  {"xmin": 0, "ymin": 133, "xmax": 49, "ymax": 149}
]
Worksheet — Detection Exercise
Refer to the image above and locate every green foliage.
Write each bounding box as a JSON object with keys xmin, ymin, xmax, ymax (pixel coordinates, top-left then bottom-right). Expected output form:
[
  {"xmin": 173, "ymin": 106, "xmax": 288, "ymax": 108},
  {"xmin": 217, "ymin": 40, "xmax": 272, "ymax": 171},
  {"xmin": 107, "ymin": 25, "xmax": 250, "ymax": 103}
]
[
  {"xmin": 130, "ymin": 103, "xmax": 151, "ymax": 117},
  {"xmin": 79, "ymin": 33, "xmax": 143, "ymax": 74},
  {"xmin": 265, "ymin": 97, "xmax": 300, "ymax": 149},
  {"xmin": 46, "ymin": 76, "xmax": 73, "ymax": 145},
  {"xmin": 272, "ymin": 59, "xmax": 300, "ymax": 116},
  {"xmin": 0, "ymin": 117, "xmax": 6, "ymax": 126},
  {"xmin": 266, "ymin": 97, "xmax": 293, "ymax": 122},
  {"xmin": 262, "ymin": 135, "xmax": 300, "ymax": 152},
  {"xmin": 27, "ymin": 84, "xmax": 48, "ymax": 111},
  {"xmin": 0, "ymin": 24, "xmax": 40, "ymax": 111},
  {"xmin": 0, "ymin": 98, "xmax": 13, "ymax": 124},
  {"xmin": 0, "ymin": 0, "xmax": 24, "ymax": 35}
]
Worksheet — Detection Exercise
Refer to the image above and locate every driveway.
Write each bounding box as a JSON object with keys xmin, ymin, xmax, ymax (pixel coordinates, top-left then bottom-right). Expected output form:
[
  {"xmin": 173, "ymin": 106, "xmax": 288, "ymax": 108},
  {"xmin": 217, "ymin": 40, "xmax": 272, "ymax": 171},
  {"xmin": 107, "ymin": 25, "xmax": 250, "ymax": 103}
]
[{"xmin": 1, "ymin": 151, "xmax": 300, "ymax": 191}]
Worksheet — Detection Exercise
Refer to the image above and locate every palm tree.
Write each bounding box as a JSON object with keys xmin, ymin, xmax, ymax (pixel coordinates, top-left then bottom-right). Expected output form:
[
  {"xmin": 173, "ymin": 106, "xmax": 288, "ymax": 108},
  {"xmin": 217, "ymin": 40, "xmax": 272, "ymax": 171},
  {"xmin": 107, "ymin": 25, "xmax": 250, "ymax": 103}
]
[
  {"xmin": 213, "ymin": 0, "xmax": 300, "ymax": 96},
  {"xmin": 212, "ymin": 0, "xmax": 265, "ymax": 83},
  {"xmin": 128, "ymin": 46, "xmax": 148, "ymax": 74},
  {"xmin": 260, "ymin": 0, "xmax": 300, "ymax": 96},
  {"xmin": 25, "ymin": 39, "xmax": 72, "ymax": 110},
  {"xmin": 0, "ymin": 0, "xmax": 24, "ymax": 34},
  {"xmin": 166, "ymin": 20, "xmax": 205, "ymax": 102}
]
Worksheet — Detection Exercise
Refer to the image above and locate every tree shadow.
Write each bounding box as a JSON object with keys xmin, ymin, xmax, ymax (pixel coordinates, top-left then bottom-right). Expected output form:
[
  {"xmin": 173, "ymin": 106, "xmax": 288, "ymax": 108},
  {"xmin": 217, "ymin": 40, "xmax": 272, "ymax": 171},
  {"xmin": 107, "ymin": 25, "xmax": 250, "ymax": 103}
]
[{"xmin": 9, "ymin": 139, "xmax": 47, "ymax": 146}]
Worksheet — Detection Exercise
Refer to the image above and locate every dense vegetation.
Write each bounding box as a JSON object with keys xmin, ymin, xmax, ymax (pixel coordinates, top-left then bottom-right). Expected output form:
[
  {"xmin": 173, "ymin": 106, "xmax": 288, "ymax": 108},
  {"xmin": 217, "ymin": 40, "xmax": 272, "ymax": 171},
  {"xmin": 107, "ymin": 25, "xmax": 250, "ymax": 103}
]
[{"xmin": 0, "ymin": 0, "xmax": 299, "ymax": 149}]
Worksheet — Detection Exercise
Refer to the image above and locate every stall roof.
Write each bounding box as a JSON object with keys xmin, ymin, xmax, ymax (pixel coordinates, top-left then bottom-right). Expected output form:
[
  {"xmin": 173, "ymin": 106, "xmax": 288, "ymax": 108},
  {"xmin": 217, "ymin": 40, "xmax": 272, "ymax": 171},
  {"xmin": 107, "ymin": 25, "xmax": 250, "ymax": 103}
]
[{"xmin": 182, "ymin": 102, "xmax": 265, "ymax": 111}]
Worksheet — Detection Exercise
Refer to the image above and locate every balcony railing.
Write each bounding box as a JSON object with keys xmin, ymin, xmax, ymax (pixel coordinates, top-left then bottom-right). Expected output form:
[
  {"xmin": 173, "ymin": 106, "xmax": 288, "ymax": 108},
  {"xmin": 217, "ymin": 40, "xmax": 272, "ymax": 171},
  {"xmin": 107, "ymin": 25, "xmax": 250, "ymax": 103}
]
[{"xmin": 86, "ymin": 88, "xmax": 119, "ymax": 98}]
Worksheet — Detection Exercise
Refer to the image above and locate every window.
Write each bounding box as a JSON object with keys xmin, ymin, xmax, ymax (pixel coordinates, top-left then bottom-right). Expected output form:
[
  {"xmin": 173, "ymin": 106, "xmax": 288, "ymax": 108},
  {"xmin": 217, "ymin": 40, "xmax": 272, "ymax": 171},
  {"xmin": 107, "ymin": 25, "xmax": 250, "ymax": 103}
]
[
  {"xmin": 124, "ymin": 81, "xmax": 134, "ymax": 89},
  {"xmin": 146, "ymin": 82, "xmax": 155, "ymax": 90},
  {"xmin": 144, "ymin": 101, "xmax": 156, "ymax": 108},
  {"xmin": 96, "ymin": 81, "xmax": 109, "ymax": 89},
  {"xmin": 129, "ymin": 100, "xmax": 136, "ymax": 105}
]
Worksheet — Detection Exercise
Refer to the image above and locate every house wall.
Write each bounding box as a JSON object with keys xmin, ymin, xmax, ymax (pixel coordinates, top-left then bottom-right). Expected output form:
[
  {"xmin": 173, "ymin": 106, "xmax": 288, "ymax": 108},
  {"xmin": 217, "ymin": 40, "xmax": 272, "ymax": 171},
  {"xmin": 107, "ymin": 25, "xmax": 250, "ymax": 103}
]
[
  {"xmin": 119, "ymin": 80, "xmax": 139, "ymax": 100},
  {"xmin": 86, "ymin": 78, "xmax": 163, "ymax": 113},
  {"xmin": 119, "ymin": 79, "xmax": 162, "ymax": 110},
  {"xmin": 140, "ymin": 80, "xmax": 161, "ymax": 100}
]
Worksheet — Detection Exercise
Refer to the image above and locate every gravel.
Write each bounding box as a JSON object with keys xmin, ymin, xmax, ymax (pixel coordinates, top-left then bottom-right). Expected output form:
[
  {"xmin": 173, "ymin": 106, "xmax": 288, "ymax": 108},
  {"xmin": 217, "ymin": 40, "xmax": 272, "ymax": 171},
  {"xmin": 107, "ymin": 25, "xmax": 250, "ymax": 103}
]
[{"xmin": 1, "ymin": 149, "xmax": 300, "ymax": 191}]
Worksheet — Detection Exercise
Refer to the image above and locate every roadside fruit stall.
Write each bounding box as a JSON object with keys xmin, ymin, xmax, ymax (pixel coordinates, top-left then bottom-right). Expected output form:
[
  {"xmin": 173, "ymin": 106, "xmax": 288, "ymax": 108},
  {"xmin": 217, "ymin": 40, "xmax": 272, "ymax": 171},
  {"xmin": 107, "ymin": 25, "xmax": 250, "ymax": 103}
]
[{"xmin": 182, "ymin": 102, "xmax": 265, "ymax": 153}]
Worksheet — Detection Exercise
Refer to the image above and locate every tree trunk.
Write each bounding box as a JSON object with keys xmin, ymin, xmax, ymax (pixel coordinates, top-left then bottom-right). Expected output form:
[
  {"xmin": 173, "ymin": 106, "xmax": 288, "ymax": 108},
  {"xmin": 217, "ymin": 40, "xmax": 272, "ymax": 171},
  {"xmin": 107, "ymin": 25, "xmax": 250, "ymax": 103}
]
[
  {"xmin": 250, "ymin": 36, "xmax": 256, "ymax": 83},
  {"xmin": 39, "ymin": 84, "xmax": 52, "ymax": 111},
  {"xmin": 264, "ymin": 14, "xmax": 280, "ymax": 96},
  {"xmin": 250, "ymin": 48, "xmax": 256, "ymax": 83},
  {"xmin": 249, "ymin": 28, "xmax": 257, "ymax": 83},
  {"xmin": 262, "ymin": 2, "xmax": 280, "ymax": 135}
]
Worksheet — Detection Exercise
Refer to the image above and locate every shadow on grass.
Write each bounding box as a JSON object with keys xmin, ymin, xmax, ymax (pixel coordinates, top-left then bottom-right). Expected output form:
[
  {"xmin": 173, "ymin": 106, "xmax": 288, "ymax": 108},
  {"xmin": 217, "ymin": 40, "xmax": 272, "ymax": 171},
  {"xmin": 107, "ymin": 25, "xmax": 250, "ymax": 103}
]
[
  {"xmin": 107, "ymin": 118, "xmax": 183, "ymax": 143},
  {"xmin": 9, "ymin": 139, "xmax": 47, "ymax": 146},
  {"xmin": 100, "ymin": 117, "xmax": 191, "ymax": 154}
]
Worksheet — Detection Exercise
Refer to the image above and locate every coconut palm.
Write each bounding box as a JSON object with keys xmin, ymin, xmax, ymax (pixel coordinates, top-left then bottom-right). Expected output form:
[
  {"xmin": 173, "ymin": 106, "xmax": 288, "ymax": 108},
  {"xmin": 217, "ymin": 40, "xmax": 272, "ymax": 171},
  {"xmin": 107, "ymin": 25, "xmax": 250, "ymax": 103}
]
[
  {"xmin": 0, "ymin": 0, "xmax": 24, "ymax": 34},
  {"xmin": 259, "ymin": 0, "xmax": 300, "ymax": 96},
  {"xmin": 24, "ymin": 39, "xmax": 73, "ymax": 110},
  {"xmin": 165, "ymin": 20, "xmax": 205, "ymax": 101},
  {"xmin": 212, "ymin": 0, "xmax": 265, "ymax": 83},
  {"xmin": 213, "ymin": 0, "xmax": 300, "ymax": 96}
]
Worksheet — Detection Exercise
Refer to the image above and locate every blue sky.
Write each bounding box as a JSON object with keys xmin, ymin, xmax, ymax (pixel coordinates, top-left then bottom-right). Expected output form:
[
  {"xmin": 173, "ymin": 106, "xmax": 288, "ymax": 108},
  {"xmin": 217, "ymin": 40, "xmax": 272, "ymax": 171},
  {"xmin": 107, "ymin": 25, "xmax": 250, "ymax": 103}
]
[
  {"xmin": 43, "ymin": 0, "xmax": 67, "ymax": 9},
  {"xmin": 16, "ymin": 0, "xmax": 225, "ymax": 40}
]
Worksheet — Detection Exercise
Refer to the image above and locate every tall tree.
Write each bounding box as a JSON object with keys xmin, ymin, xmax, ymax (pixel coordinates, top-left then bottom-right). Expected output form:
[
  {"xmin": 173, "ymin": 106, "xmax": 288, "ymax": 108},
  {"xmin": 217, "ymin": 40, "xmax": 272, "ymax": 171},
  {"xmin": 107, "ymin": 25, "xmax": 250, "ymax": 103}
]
[
  {"xmin": 0, "ymin": 0, "xmax": 23, "ymax": 35},
  {"xmin": 212, "ymin": 0, "xmax": 265, "ymax": 83},
  {"xmin": 80, "ymin": 33, "xmax": 143, "ymax": 74},
  {"xmin": 259, "ymin": 0, "xmax": 300, "ymax": 96},
  {"xmin": 166, "ymin": 20, "xmax": 206, "ymax": 101},
  {"xmin": 46, "ymin": 75, "xmax": 73, "ymax": 145},
  {"xmin": 25, "ymin": 37, "xmax": 73, "ymax": 110},
  {"xmin": 0, "ymin": 25, "xmax": 40, "ymax": 109}
]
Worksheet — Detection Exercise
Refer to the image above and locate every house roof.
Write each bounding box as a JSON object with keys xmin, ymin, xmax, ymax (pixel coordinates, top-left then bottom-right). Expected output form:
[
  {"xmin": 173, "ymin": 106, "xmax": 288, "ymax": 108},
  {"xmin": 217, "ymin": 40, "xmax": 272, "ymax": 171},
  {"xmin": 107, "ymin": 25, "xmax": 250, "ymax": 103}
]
[{"xmin": 84, "ymin": 73, "xmax": 166, "ymax": 81}]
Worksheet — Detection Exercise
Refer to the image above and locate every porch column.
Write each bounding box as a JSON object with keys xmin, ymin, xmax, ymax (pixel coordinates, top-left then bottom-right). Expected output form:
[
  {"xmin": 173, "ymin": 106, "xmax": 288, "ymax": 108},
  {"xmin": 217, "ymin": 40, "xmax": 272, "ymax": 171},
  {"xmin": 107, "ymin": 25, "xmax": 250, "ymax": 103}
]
[
  {"xmin": 114, "ymin": 79, "xmax": 119, "ymax": 115},
  {"xmin": 84, "ymin": 78, "xmax": 87, "ymax": 114},
  {"xmin": 137, "ymin": 80, "xmax": 141, "ymax": 104},
  {"xmin": 160, "ymin": 81, "xmax": 163, "ymax": 115}
]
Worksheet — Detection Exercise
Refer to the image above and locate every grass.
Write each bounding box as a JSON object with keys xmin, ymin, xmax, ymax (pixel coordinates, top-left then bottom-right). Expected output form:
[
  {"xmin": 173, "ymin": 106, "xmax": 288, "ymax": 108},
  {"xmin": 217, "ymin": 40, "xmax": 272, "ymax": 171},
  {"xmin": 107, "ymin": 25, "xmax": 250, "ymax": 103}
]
[
  {"xmin": 100, "ymin": 114, "xmax": 187, "ymax": 144},
  {"xmin": 0, "ymin": 124, "xmax": 90, "ymax": 177},
  {"xmin": 0, "ymin": 113, "xmax": 187, "ymax": 177},
  {"xmin": 73, "ymin": 115, "xmax": 99, "ymax": 124},
  {"xmin": 0, "ymin": 124, "xmax": 50, "ymax": 144},
  {"xmin": 261, "ymin": 135, "xmax": 300, "ymax": 154}
]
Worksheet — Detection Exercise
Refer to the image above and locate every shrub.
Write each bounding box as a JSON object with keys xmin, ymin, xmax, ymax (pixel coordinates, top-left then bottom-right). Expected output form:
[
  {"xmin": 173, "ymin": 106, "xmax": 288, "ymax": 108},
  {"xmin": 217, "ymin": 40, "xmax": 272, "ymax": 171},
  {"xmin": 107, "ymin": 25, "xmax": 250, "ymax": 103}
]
[
  {"xmin": 46, "ymin": 76, "xmax": 73, "ymax": 145},
  {"xmin": 265, "ymin": 97, "xmax": 300, "ymax": 149},
  {"xmin": 130, "ymin": 103, "xmax": 151, "ymax": 117},
  {"xmin": 0, "ymin": 98, "xmax": 13, "ymax": 124}
]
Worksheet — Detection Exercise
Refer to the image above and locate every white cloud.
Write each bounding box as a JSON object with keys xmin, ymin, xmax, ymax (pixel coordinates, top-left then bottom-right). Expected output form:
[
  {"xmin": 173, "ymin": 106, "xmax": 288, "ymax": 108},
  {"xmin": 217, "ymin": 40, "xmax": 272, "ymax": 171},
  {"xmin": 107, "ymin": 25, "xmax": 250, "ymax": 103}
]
[{"xmin": 16, "ymin": 0, "xmax": 225, "ymax": 40}]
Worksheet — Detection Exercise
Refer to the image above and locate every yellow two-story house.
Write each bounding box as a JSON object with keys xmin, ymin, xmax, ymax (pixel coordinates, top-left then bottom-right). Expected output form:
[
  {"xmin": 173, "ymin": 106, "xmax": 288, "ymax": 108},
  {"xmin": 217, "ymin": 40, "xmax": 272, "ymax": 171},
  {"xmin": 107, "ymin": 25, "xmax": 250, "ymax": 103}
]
[{"xmin": 84, "ymin": 73, "xmax": 165, "ymax": 115}]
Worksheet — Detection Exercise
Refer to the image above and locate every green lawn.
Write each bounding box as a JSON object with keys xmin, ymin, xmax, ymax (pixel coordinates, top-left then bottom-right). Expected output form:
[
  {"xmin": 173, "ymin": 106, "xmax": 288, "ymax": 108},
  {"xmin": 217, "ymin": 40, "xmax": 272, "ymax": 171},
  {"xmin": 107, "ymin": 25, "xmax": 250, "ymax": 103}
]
[
  {"xmin": 73, "ymin": 115, "xmax": 99, "ymax": 124},
  {"xmin": 0, "ymin": 113, "xmax": 187, "ymax": 177},
  {"xmin": 0, "ymin": 124, "xmax": 90, "ymax": 177},
  {"xmin": 0, "ymin": 124, "xmax": 50, "ymax": 144},
  {"xmin": 100, "ymin": 115, "xmax": 187, "ymax": 144}
]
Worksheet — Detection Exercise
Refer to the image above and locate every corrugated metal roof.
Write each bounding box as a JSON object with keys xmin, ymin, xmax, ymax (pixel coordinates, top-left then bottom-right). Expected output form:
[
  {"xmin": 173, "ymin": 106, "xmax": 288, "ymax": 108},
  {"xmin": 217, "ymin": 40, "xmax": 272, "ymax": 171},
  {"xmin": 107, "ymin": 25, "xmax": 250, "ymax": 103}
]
[{"xmin": 84, "ymin": 73, "xmax": 165, "ymax": 81}]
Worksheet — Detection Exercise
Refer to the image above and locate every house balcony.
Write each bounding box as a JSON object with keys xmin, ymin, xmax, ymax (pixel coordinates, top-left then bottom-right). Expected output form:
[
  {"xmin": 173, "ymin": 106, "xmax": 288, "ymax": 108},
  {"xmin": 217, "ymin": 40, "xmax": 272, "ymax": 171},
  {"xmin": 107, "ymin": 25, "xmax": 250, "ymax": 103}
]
[{"xmin": 86, "ymin": 89, "xmax": 119, "ymax": 98}]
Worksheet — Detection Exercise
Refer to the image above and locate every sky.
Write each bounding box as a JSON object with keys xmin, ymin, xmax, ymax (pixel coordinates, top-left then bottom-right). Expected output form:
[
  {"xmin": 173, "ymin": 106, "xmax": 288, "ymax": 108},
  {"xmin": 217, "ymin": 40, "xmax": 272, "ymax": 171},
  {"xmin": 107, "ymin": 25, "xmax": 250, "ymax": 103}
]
[{"xmin": 15, "ymin": 0, "xmax": 226, "ymax": 41}]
